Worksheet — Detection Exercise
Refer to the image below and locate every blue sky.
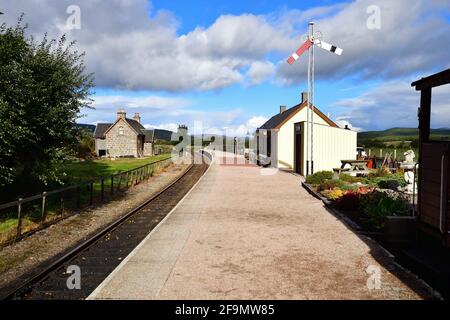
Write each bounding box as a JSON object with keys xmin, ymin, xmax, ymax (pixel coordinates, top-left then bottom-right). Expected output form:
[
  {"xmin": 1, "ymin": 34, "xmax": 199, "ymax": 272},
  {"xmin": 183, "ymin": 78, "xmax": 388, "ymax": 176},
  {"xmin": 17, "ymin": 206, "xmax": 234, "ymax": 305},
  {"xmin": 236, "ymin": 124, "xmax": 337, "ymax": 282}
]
[
  {"xmin": 1, "ymin": 0, "xmax": 449, "ymax": 134},
  {"xmin": 151, "ymin": 0, "xmax": 350, "ymax": 34}
]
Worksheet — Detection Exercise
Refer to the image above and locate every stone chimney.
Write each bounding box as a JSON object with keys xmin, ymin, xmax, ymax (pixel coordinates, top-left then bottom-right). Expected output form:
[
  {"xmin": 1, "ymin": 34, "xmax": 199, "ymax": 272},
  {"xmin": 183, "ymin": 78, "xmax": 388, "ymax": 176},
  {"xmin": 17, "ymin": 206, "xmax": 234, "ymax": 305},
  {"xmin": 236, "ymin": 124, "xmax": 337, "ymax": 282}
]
[
  {"xmin": 133, "ymin": 113, "xmax": 141, "ymax": 123},
  {"xmin": 280, "ymin": 105, "xmax": 287, "ymax": 114},
  {"xmin": 117, "ymin": 109, "xmax": 126, "ymax": 120},
  {"xmin": 301, "ymin": 92, "xmax": 309, "ymax": 103}
]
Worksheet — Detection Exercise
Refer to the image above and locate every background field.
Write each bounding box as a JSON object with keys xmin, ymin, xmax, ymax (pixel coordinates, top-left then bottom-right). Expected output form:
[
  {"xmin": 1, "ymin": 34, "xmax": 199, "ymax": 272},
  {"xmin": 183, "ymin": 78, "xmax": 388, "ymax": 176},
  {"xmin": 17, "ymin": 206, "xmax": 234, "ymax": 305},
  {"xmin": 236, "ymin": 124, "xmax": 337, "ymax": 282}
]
[{"xmin": 63, "ymin": 154, "xmax": 172, "ymax": 183}]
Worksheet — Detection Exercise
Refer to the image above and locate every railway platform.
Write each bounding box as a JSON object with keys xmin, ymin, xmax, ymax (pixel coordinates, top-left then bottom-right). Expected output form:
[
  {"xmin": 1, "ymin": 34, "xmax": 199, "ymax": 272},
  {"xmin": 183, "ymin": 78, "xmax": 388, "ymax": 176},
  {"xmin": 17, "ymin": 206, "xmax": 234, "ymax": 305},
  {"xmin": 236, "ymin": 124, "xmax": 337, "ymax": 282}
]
[{"xmin": 89, "ymin": 151, "xmax": 436, "ymax": 300}]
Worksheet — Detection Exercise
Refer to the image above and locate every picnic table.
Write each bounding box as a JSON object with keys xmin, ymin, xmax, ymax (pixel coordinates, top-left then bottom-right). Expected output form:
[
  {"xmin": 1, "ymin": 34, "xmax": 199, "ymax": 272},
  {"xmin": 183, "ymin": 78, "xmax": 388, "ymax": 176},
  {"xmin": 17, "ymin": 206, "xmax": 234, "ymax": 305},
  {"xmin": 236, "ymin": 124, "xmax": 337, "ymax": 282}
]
[{"xmin": 333, "ymin": 159, "xmax": 369, "ymax": 179}]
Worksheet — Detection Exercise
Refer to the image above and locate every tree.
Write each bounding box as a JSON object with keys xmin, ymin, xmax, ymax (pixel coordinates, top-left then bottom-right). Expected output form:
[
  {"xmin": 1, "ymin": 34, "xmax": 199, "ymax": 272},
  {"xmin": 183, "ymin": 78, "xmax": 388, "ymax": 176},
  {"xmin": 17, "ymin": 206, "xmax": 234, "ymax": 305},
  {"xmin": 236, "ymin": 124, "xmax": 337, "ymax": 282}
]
[
  {"xmin": 74, "ymin": 129, "xmax": 96, "ymax": 159},
  {"xmin": 0, "ymin": 16, "xmax": 94, "ymax": 197}
]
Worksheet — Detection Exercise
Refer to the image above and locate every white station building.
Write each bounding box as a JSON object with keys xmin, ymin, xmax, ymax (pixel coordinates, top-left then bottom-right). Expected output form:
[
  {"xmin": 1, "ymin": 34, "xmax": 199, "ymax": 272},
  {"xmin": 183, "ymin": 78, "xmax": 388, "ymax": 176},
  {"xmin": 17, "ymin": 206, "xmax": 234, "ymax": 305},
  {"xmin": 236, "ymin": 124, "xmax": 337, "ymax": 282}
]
[{"xmin": 256, "ymin": 93, "xmax": 357, "ymax": 175}]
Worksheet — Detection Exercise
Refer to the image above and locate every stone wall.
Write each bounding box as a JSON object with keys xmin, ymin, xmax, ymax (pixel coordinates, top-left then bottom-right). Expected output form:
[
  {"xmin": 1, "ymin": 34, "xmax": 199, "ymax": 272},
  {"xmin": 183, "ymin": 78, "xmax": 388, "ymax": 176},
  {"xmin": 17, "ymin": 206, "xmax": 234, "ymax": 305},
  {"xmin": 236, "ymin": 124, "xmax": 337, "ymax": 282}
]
[
  {"xmin": 95, "ymin": 138, "xmax": 106, "ymax": 156},
  {"xmin": 105, "ymin": 119, "xmax": 138, "ymax": 157},
  {"xmin": 143, "ymin": 142, "xmax": 153, "ymax": 156}
]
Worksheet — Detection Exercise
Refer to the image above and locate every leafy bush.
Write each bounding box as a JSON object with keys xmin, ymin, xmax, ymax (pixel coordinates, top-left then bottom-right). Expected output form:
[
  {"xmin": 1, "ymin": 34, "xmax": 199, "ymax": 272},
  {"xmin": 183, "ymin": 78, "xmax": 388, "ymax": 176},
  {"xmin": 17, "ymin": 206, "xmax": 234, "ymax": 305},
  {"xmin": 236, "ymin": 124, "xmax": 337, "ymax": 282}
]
[
  {"xmin": 370, "ymin": 172, "xmax": 407, "ymax": 190},
  {"xmin": 377, "ymin": 179, "xmax": 400, "ymax": 190},
  {"xmin": 305, "ymin": 171, "xmax": 333, "ymax": 185},
  {"xmin": 340, "ymin": 184, "xmax": 359, "ymax": 192},
  {"xmin": 327, "ymin": 188, "xmax": 344, "ymax": 201},
  {"xmin": 369, "ymin": 166, "xmax": 391, "ymax": 178},
  {"xmin": 339, "ymin": 173, "xmax": 364, "ymax": 184},
  {"xmin": 321, "ymin": 188, "xmax": 344, "ymax": 201},
  {"xmin": 317, "ymin": 179, "xmax": 346, "ymax": 191},
  {"xmin": 360, "ymin": 191, "xmax": 409, "ymax": 229},
  {"xmin": 335, "ymin": 190, "xmax": 361, "ymax": 211}
]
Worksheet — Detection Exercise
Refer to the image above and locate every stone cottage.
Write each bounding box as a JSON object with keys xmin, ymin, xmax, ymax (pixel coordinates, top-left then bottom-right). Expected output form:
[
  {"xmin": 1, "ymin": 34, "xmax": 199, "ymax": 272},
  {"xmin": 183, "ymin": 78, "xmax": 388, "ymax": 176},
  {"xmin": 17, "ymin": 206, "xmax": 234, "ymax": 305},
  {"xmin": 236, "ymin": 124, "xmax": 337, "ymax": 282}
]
[{"xmin": 94, "ymin": 109, "xmax": 155, "ymax": 158}]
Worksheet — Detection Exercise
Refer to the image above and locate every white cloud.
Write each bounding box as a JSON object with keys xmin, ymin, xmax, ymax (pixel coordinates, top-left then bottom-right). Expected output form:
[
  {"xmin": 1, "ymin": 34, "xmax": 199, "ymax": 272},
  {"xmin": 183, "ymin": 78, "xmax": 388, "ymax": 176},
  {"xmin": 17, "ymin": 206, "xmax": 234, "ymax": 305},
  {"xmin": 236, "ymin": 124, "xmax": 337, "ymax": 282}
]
[
  {"xmin": 1, "ymin": 0, "xmax": 448, "ymax": 92},
  {"xmin": 246, "ymin": 61, "xmax": 275, "ymax": 85},
  {"xmin": 141, "ymin": 115, "xmax": 267, "ymax": 138},
  {"xmin": 334, "ymin": 119, "xmax": 364, "ymax": 132},
  {"xmin": 144, "ymin": 123, "xmax": 179, "ymax": 132},
  {"xmin": 92, "ymin": 95, "xmax": 192, "ymax": 110},
  {"xmin": 332, "ymin": 80, "xmax": 450, "ymax": 131},
  {"xmin": 275, "ymin": 0, "xmax": 450, "ymax": 84},
  {"xmin": 247, "ymin": 116, "xmax": 269, "ymax": 129}
]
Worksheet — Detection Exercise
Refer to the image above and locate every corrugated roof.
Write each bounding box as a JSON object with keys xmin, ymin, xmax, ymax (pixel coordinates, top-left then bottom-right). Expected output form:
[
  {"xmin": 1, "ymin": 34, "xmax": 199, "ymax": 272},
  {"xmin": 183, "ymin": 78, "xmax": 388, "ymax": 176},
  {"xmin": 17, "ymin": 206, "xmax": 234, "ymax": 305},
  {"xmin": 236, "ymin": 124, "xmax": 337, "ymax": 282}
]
[{"xmin": 94, "ymin": 123, "xmax": 113, "ymax": 138}]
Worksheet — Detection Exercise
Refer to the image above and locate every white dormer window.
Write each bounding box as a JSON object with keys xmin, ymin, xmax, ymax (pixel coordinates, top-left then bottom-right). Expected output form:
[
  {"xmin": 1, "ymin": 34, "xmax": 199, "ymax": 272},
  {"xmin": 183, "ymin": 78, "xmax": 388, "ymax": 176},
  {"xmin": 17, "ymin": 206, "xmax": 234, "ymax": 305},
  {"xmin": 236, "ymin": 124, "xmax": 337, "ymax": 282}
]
[{"xmin": 119, "ymin": 126, "xmax": 124, "ymax": 135}]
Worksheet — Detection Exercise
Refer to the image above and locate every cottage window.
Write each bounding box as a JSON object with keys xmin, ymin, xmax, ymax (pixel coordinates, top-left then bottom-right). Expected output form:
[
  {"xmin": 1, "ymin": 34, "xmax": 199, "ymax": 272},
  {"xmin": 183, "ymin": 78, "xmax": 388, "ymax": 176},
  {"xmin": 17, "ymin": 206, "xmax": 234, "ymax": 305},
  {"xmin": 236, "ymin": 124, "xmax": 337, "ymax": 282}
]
[{"xmin": 119, "ymin": 126, "xmax": 124, "ymax": 135}]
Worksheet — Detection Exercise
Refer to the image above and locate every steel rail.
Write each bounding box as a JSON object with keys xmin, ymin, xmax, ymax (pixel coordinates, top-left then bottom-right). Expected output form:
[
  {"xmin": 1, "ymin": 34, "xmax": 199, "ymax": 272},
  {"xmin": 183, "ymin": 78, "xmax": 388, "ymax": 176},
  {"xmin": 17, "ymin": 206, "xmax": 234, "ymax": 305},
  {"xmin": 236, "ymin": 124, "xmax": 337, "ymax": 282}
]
[{"xmin": 1, "ymin": 157, "xmax": 207, "ymax": 300}]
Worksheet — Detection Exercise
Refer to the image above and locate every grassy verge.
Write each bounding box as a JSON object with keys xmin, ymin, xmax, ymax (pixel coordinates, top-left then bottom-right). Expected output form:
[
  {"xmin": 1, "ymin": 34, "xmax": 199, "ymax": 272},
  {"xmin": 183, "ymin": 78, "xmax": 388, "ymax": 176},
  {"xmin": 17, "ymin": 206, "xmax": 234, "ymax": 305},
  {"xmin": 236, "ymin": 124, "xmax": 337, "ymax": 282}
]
[
  {"xmin": 0, "ymin": 154, "xmax": 173, "ymax": 245},
  {"xmin": 63, "ymin": 154, "xmax": 172, "ymax": 182}
]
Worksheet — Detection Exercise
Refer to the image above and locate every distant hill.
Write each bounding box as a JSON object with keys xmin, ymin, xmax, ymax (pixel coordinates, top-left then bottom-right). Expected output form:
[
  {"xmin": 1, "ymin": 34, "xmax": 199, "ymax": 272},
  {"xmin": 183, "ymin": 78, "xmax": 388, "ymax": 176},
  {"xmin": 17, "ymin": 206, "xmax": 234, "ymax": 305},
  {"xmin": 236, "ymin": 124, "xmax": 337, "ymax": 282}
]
[
  {"xmin": 358, "ymin": 127, "xmax": 450, "ymax": 142},
  {"xmin": 154, "ymin": 129, "xmax": 174, "ymax": 141},
  {"xmin": 75, "ymin": 123, "xmax": 96, "ymax": 134}
]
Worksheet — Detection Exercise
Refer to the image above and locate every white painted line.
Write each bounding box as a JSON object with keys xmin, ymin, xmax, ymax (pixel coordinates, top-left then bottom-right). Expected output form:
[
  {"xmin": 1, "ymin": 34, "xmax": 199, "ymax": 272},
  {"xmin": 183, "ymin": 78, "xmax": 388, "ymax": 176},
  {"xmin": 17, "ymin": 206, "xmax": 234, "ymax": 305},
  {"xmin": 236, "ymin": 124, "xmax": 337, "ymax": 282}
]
[{"xmin": 87, "ymin": 153, "xmax": 214, "ymax": 300}]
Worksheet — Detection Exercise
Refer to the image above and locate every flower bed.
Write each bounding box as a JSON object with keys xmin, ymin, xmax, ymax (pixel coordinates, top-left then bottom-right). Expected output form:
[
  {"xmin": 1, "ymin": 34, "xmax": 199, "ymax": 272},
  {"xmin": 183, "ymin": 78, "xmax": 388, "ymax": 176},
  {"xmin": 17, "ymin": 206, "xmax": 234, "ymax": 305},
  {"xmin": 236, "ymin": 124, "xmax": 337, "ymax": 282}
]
[{"xmin": 305, "ymin": 170, "xmax": 410, "ymax": 230}]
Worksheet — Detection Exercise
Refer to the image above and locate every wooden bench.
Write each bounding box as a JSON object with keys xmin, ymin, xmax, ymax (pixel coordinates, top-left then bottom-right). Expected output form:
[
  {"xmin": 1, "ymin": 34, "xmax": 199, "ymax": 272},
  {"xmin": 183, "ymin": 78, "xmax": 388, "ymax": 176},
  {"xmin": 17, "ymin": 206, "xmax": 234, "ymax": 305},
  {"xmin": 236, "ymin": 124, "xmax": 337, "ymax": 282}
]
[
  {"xmin": 334, "ymin": 160, "xmax": 371, "ymax": 179},
  {"xmin": 333, "ymin": 167, "xmax": 350, "ymax": 179}
]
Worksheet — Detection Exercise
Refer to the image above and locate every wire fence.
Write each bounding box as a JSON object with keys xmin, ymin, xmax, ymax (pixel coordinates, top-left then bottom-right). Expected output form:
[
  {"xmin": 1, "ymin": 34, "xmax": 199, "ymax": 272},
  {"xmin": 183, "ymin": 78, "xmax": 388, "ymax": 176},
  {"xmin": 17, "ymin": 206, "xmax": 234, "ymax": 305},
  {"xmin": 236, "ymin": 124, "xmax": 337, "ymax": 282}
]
[{"xmin": 0, "ymin": 156, "xmax": 173, "ymax": 246}]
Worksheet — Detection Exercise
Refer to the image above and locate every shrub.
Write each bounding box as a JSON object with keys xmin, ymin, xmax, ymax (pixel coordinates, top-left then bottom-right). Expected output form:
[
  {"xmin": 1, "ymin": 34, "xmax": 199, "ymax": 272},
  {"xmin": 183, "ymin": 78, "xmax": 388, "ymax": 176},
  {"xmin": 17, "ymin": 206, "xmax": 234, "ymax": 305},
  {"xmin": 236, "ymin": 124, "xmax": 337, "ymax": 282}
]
[
  {"xmin": 339, "ymin": 173, "xmax": 364, "ymax": 184},
  {"xmin": 335, "ymin": 190, "xmax": 361, "ymax": 211},
  {"xmin": 305, "ymin": 171, "xmax": 333, "ymax": 185},
  {"xmin": 369, "ymin": 166, "xmax": 391, "ymax": 178},
  {"xmin": 321, "ymin": 188, "xmax": 344, "ymax": 201},
  {"xmin": 360, "ymin": 191, "xmax": 409, "ymax": 229},
  {"xmin": 377, "ymin": 179, "xmax": 400, "ymax": 190},
  {"xmin": 317, "ymin": 179, "xmax": 346, "ymax": 191},
  {"xmin": 341, "ymin": 184, "xmax": 359, "ymax": 192}
]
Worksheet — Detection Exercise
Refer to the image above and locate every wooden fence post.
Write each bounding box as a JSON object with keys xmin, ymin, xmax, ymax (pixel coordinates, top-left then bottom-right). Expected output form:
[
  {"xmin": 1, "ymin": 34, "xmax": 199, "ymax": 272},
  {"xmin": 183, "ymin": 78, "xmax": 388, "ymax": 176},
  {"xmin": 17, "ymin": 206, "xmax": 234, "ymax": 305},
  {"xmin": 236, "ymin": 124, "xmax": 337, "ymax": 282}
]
[
  {"xmin": 76, "ymin": 186, "xmax": 81, "ymax": 209},
  {"xmin": 60, "ymin": 192, "xmax": 65, "ymax": 217},
  {"xmin": 101, "ymin": 178, "xmax": 105, "ymax": 201},
  {"xmin": 117, "ymin": 173, "xmax": 122, "ymax": 192},
  {"xmin": 90, "ymin": 182, "xmax": 94, "ymax": 205},
  {"xmin": 16, "ymin": 198, "xmax": 23, "ymax": 239},
  {"xmin": 41, "ymin": 192, "xmax": 47, "ymax": 223}
]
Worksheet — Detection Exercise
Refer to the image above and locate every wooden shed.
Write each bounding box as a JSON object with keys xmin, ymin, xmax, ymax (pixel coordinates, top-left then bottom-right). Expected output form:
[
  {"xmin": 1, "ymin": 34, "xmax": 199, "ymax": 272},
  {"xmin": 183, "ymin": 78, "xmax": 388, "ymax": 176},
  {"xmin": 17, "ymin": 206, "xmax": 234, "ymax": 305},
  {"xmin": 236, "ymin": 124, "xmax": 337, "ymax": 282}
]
[
  {"xmin": 412, "ymin": 68, "xmax": 450, "ymax": 248},
  {"xmin": 256, "ymin": 93, "xmax": 356, "ymax": 174}
]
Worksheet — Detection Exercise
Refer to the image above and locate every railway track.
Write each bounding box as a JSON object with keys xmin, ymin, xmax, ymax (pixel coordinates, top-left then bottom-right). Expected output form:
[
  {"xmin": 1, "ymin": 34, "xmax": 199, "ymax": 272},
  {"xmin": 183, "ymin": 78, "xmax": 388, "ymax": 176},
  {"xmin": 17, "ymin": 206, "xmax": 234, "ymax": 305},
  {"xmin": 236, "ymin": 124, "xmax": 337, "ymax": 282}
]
[{"xmin": 2, "ymin": 152, "xmax": 210, "ymax": 300}]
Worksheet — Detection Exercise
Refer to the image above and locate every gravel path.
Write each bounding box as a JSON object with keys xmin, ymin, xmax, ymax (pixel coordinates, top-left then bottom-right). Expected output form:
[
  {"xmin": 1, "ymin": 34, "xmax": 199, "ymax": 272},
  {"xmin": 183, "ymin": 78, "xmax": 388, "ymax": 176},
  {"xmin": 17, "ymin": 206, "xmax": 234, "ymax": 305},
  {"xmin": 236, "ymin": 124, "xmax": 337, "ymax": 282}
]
[
  {"xmin": 91, "ymin": 152, "xmax": 438, "ymax": 300},
  {"xmin": 0, "ymin": 162, "xmax": 188, "ymax": 294}
]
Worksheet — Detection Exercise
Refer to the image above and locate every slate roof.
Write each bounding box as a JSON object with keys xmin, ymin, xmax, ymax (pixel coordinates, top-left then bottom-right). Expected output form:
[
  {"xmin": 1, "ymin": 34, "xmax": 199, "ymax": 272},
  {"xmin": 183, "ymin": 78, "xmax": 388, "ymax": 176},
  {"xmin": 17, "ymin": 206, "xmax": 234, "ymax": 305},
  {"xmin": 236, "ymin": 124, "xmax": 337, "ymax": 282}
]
[
  {"xmin": 125, "ymin": 118, "xmax": 146, "ymax": 133},
  {"xmin": 259, "ymin": 102, "xmax": 337, "ymax": 130},
  {"xmin": 94, "ymin": 123, "xmax": 113, "ymax": 138},
  {"xmin": 259, "ymin": 104, "xmax": 304, "ymax": 130},
  {"xmin": 95, "ymin": 118, "xmax": 147, "ymax": 139}
]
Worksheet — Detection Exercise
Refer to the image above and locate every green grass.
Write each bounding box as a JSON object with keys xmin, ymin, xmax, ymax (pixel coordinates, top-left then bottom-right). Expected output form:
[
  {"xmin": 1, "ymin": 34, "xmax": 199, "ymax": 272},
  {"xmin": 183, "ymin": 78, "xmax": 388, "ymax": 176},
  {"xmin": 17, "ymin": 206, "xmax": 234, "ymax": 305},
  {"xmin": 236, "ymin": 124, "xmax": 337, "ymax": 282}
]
[
  {"xmin": 365, "ymin": 147, "xmax": 419, "ymax": 161},
  {"xmin": 358, "ymin": 127, "xmax": 450, "ymax": 141},
  {"xmin": 63, "ymin": 154, "xmax": 172, "ymax": 182},
  {"xmin": 0, "ymin": 218, "xmax": 17, "ymax": 233},
  {"xmin": 0, "ymin": 154, "xmax": 173, "ymax": 245}
]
